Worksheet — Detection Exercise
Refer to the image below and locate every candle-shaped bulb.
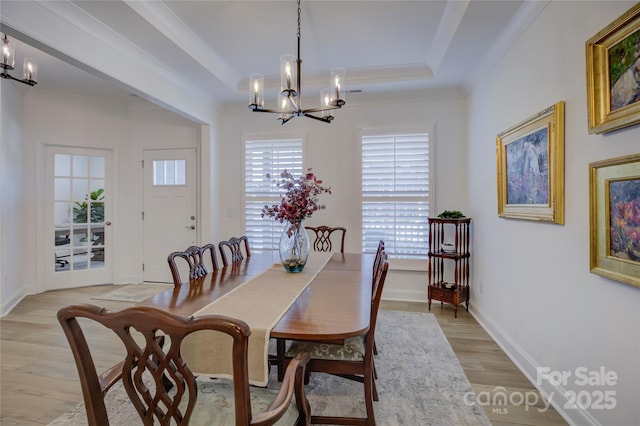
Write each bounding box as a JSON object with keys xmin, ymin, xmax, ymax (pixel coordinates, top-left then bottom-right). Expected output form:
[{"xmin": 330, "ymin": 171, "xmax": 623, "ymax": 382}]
[
  {"xmin": 285, "ymin": 63, "xmax": 291, "ymax": 89},
  {"xmin": 23, "ymin": 58, "xmax": 37, "ymax": 82},
  {"xmin": 249, "ymin": 73, "xmax": 263, "ymax": 107},
  {"xmin": 330, "ymin": 68, "xmax": 346, "ymax": 104},
  {"xmin": 280, "ymin": 54, "xmax": 295, "ymax": 93},
  {"xmin": 320, "ymin": 88, "xmax": 331, "ymax": 117},
  {"xmin": 2, "ymin": 34, "xmax": 15, "ymax": 68},
  {"xmin": 253, "ymin": 80, "xmax": 259, "ymax": 105}
]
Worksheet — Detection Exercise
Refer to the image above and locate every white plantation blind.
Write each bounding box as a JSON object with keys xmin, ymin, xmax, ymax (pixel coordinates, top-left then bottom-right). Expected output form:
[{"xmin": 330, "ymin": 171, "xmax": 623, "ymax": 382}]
[
  {"xmin": 245, "ymin": 138, "xmax": 303, "ymax": 250},
  {"xmin": 361, "ymin": 130, "xmax": 432, "ymax": 259}
]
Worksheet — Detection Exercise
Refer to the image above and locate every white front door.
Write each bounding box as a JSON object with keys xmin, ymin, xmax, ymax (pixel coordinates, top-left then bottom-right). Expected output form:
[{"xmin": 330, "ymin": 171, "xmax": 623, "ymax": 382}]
[
  {"xmin": 45, "ymin": 147, "xmax": 113, "ymax": 290},
  {"xmin": 142, "ymin": 148, "xmax": 198, "ymax": 282}
]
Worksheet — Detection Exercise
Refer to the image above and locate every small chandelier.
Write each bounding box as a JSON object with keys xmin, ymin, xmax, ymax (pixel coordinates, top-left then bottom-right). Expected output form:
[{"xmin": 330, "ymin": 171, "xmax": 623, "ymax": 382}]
[
  {"xmin": 1, "ymin": 33, "xmax": 38, "ymax": 87},
  {"xmin": 248, "ymin": 0, "xmax": 345, "ymax": 125}
]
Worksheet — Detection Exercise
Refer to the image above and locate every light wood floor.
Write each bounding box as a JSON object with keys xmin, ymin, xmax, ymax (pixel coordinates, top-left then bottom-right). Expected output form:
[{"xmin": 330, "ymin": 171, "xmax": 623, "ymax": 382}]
[{"xmin": 0, "ymin": 285, "xmax": 567, "ymax": 425}]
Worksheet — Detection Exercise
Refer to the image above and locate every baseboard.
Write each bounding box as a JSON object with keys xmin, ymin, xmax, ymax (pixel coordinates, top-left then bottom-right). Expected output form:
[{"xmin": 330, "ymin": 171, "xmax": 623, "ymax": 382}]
[
  {"xmin": 470, "ymin": 307, "xmax": 600, "ymax": 426},
  {"xmin": 381, "ymin": 288, "xmax": 426, "ymax": 302},
  {"xmin": 0, "ymin": 288, "xmax": 27, "ymax": 317}
]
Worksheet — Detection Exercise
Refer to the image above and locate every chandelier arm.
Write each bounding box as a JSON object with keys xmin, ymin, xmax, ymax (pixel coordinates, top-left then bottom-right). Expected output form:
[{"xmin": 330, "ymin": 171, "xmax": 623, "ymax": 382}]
[
  {"xmin": 0, "ymin": 71, "xmax": 37, "ymax": 86},
  {"xmin": 250, "ymin": 106, "xmax": 284, "ymax": 113},
  {"xmin": 303, "ymin": 113, "xmax": 333, "ymax": 123},
  {"xmin": 279, "ymin": 115, "xmax": 295, "ymax": 125},
  {"xmin": 302, "ymin": 105, "xmax": 341, "ymax": 114}
]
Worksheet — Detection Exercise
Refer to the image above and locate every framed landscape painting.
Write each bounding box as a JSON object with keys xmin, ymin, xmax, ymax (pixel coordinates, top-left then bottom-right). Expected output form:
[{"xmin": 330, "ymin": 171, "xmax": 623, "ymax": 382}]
[
  {"xmin": 586, "ymin": 3, "xmax": 640, "ymax": 134},
  {"xmin": 589, "ymin": 153, "xmax": 640, "ymax": 288},
  {"xmin": 496, "ymin": 101, "xmax": 565, "ymax": 224}
]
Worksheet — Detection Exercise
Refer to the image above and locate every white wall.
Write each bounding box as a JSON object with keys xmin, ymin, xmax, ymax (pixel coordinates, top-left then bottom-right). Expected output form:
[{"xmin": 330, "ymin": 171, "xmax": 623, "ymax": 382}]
[
  {"xmin": 0, "ymin": 81, "xmax": 26, "ymax": 313},
  {"xmin": 468, "ymin": 1, "xmax": 639, "ymax": 425},
  {"xmin": 217, "ymin": 91, "xmax": 469, "ymax": 301}
]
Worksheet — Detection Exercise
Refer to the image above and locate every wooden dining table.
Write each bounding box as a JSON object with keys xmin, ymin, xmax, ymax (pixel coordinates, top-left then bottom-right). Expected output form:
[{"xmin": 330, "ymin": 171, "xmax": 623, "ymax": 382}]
[{"xmin": 137, "ymin": 250, "xmax": 373, "ymax": 383}]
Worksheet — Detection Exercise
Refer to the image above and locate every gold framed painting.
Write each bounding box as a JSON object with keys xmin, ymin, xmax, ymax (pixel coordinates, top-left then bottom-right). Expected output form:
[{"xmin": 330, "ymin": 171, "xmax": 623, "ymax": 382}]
[
  {"xmin": 586, "ymin": 3, "xmax": 640, "ymax": 134},
  {"xmin": 589, "ymin": 153, "xmax": 640, "ymax": 288},
  {"xmin": 496, "ymin": 101, "xmax": 565, "ymax": 224}
]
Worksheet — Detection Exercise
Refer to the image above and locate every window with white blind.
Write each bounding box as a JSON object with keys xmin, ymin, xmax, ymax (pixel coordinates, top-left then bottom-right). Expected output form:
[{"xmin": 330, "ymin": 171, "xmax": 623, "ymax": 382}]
[
  {"xmin": 244, "ymin": 137, "xmax": 304, "ymax": 250},
  {"xmin": 361, "ymin": 128, "xmax": 433, "ymax": 259}
]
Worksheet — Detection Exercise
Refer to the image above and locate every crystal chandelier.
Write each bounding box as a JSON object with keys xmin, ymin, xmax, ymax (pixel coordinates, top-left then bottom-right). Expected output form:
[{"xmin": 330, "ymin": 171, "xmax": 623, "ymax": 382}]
[
  {"xmin": 1, "ymin": 34, "xmax": 38, "ymax": 87},
  {"xmin": 248, "ymin": 0, "xmax": 345, "ymax": 124}
]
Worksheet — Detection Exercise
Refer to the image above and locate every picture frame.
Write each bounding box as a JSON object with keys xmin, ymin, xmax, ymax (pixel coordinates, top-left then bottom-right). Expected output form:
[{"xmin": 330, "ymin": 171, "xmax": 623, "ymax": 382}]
[
  {"xmin": 586, "ymin": 3, "xmax": 640, "ymax": 134},
  {"xmin": 589, "ymin": 153, "xmax": 640, "ymax": 288},
  {"xmin": 496, "ymin": 101, "xmax": 565, "ymax": 224}
]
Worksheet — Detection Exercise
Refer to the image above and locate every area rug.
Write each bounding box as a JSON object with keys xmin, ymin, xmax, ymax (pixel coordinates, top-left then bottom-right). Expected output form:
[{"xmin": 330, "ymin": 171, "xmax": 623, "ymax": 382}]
[
  {"xmin": 90, "ymin": 283, "xmax": 172, "ymax": 303},
  {"xmin": 48, "ymin": 310, "xmax": 490, "ymax": 425}
]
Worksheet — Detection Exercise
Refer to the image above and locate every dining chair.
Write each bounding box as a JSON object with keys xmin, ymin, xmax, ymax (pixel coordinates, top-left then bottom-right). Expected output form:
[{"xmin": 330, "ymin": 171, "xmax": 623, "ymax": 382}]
[
  {"xmin": 306, "ymin": 226, "xmax": 346, "ymax": 253},
  {"xmin": 57, "ymin": 304, "xmax": 311, "ymax": 425},
  {"xmin": 284, "ymin": 250, "xmax": 389, "ymax": 425},
  {"xmin": 219, "ymin": 235, "xmax": 251, "ymax": 266},
  {"xmin": 167, "ymin": 243, "xmax": 219, "ymax": 286},
  {"xmin": 372, "ymin": 240, "xmax": 385, "ymax": 358}
]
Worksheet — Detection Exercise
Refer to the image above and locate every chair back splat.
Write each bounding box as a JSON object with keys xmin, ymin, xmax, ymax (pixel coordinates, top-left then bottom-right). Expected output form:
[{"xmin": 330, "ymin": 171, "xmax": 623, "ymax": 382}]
[
  {"xmin": 219, "ymin": 236, "xmax": 251, "ymax": 266},
  {"xmin": 306, "ymin": 226, "xmax": 346, "ymax": 253},
  {"xmin": 167, "ymin": 243, "xmax": 219, "ymax": 286},
  {"xmin": 58, "ymin": 304, "xmax": 312, "ymax": 425}
]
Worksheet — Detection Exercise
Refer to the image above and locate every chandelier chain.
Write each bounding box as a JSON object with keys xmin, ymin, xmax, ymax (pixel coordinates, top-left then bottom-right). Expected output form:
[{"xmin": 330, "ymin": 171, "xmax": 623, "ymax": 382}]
[{"xmin": 297, "ymin": 0, "xmax": 301, "ymax": 40}]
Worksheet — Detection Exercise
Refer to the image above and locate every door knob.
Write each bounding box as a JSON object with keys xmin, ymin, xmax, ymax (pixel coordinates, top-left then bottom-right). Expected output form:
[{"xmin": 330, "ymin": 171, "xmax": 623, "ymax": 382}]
[
  {"xmin": 105, "ymin": 221, "xmax": 112, "ymax": 226},
  {"xmin": 185, "ymin": 225, "xmax": 195, "ymax": 230}
]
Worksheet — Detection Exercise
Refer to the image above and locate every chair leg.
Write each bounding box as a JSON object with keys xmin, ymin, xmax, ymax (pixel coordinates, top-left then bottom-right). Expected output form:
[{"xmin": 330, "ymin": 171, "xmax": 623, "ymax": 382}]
[
  {"xmin": 364, "ymin": 369, "xmax": 376, "ymax": 425},
  {"xmin": 276, "ymin": 338, "xmax": 286, "ymax": 382},
  {"xmin": 373, "ymin": 358, "xmax": 378, "ymax": 380},
  {"xmin": 372, "ymin": 369, "xmax": 378, "ymax": 402}
]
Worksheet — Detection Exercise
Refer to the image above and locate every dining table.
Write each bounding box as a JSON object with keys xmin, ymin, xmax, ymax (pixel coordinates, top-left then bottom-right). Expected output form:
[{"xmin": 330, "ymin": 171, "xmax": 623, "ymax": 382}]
[{"xmin": 137, "ymin": 250, "xmax": 374, "ymax": 386}]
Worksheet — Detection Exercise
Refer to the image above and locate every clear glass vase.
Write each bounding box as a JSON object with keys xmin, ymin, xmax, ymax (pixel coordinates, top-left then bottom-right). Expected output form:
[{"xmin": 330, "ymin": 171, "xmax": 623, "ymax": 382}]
[{"xmin": 279, "ymin": 221, "xmax": 310, "ymax": 272}]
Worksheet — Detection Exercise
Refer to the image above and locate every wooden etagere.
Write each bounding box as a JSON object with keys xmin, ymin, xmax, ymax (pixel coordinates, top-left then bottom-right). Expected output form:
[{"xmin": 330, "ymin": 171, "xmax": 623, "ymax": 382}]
[{"xmin": 427, "ymin": 217, "xmax": 471, "ymax": 318}]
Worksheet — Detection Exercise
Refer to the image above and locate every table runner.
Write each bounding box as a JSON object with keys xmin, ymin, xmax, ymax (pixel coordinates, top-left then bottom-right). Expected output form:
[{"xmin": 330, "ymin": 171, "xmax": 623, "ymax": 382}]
[{"xmin": 181, "ymin": 252, "xmax": 332, "ymax": 386}]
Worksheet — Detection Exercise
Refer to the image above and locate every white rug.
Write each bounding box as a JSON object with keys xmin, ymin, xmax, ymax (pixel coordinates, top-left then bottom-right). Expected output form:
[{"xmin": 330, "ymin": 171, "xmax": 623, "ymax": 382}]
[
  {"xmin": 90, "ymin": 283, "xmax": 172, "ymax": 303},
  {"xmin": 49, "ymin": 310, "xmax": 490, "ymax": 425}
]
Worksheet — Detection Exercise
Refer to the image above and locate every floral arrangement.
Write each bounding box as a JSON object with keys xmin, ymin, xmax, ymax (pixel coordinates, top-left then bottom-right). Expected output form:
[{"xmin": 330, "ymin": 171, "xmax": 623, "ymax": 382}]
[{"xmin": 261, "ymin": 168, "xmax": 331, "ymax": 235}]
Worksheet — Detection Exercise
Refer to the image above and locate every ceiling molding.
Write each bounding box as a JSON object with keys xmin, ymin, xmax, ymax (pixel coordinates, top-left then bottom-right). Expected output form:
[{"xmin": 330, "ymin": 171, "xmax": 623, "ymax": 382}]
[
  {"xmin": 123, "ymin": 0, "xmax": 239, "ymax": 91},
  {"xmin": 426, "ymin": 0, "xmax": 470, "ymax": 76}
]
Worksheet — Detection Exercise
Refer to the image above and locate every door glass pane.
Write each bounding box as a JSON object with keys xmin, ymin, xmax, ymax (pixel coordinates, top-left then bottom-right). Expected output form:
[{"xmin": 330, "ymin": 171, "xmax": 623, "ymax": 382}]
[
  {"xmin": 73, "ymin": 155, "xmax": 89, "ymax": 178},
  {"xmin": 72, "ymin": 179, "xmax": 89, "ymax": 202},
  {"xmin": 54, "ymin": 152, "xmax": 107, "ymax": 272},
  {"xmin": 90, "ymin": 201, "xmax": 104, "ymax": 224},
  {"xmin": 176, "ymin": 160, "xmax": 186, "ymax": 184},
  {"xmin": 90, "ymin": 156, "xmax": 105, "ymax": 178},
  {"xmin": 54, "ymin": 202, "xmax": 72, "ymax": 224},
  {"xmin": 90, "ymin": 179, "xmax": 105, "ymax": 193},
  {"xmin": 55, "ymin": 154, "xmax": 71, "ymax": 176},
  {"xmin": 54, "ymin": 178, "xmax": 71, "ymax": 199}
]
